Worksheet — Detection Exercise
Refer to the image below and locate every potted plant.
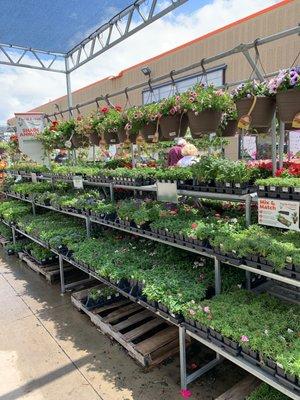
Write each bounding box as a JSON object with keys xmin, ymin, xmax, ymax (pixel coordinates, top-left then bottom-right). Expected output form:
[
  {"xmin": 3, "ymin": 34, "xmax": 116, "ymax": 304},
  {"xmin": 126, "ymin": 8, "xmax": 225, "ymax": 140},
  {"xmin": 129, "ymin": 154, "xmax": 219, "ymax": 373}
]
[
  {"xmin": 217, "ymin": 106, "xmax": 238, "ymax": 137},
  {"xmin": 98, "ymin": 106, "xmax": 125, "ymax": 145},
  {"xmin": 180, "ymin": 84, "xmax": 232, "ymax": 137},
  {"xmin": 268, "ymin": 67, "xmax": 300, "ymax": 124},
  {"xmin": 231, "ymin": 80, "xmax": 276, "ymax": 131},
  {"xmin": 157, "ymin": 95, "xmax": 188, "ymax": 140},
  {"xmin": 125, "ymin": 103, "xmax": 160, "ymax": 143},
  {"xmin": 75, "ymin": 113, "xmax": 102, "ymax": 146}
]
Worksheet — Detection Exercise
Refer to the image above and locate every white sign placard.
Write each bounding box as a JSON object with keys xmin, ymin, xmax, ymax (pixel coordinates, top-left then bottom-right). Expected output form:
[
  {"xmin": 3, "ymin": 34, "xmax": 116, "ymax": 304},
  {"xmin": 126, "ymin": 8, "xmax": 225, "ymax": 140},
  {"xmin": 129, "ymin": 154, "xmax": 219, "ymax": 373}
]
[
  {"xmin": 157, "ymin": 182, "xmax": 178, "ymax": 203},
  {"xmin": 258, "ymin": 198, "xmax": 299, "ymax": 231},
  {"xmin": 31, "ymin": 173, "xmax": 37, "ymax": 183},
  {"xmin": 289, "ymin": 130, "xmax": 300, "ymax": 158},
  {"xmin": 73, "ymin": 175, "xmax": 83, "ymax": 189},
  {"xmin": 15, "ymin": 112, "xmax": 49, "ymax": 166}
]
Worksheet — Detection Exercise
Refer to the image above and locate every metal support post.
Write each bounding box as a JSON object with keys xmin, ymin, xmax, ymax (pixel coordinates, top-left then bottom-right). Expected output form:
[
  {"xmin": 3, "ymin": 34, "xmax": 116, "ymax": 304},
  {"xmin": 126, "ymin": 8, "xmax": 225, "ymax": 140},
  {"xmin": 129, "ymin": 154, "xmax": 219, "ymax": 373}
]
[
  {"xmin": 214, "ymin": 257, "xmax": 221, "ymax": 295},
  {"xmin": 179, "ymin": 326, "xmax": 187, "ymax": 390},
  {"xmin": 12, "ymin": 226, "xmax": 16, "ymax": 245},
  {"xmin": 32, "ymin": 200, "xmax": 36, "ymax": 216},
  {"xmin": 65, "ymin": 57, "xmax": 73, "ymax": 114},
  {"xmin": 245, "ymin": 194, "xmax": 251, "ymax": 227},
  {"xmin": 59, "ymin": 254, "xmax": 65, "ymax": 294},
  {"xmin": 246, "ymin": 271, "xmax": 251, "ymax": 290},
  {"xmin": 241, "ymin": 48, "xmax": 264, "ymax": 82},
  {"xmin": 85, "ymin": 216, "xmax": 91, "ymax": 238},
  {"xmin": 279, "ymin": 121, "xmax": 285, "ymax": 169},
  {"xmin": 109, "ymin": 183, "xmax": 115, "ymax": 203},
  {"xmin": 271, "ymin": 115, "xmax": 277, "ymax": 176}
]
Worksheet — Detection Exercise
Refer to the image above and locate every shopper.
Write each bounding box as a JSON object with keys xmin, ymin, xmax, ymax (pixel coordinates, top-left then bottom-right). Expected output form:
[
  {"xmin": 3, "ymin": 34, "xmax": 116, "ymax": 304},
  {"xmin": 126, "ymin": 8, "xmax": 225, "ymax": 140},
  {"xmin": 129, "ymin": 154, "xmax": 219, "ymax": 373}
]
[
  {"xmin": 167, "ymin": 138, "xmax": 186, "ymax": 166},
  {"xmin": 54, "ymin": 149, "xmax": 68, "ymax": 163},
  {"xmin": 177, "ymin": 143, "xmax": 199, "ymax": 167}
]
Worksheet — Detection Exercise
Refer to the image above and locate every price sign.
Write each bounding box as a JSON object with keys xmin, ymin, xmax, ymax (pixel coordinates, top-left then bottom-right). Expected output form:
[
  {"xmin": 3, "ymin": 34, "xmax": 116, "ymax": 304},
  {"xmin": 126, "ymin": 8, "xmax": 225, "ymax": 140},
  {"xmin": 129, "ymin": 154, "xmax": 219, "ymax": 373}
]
[
  {"xmin": 73, "ymin": 175, "xmax": 83, "ymax": 190},
  {"xmin": 258, "ymin": 198, "xmax": 299, "ymax": 232},
  {"xmin": 157, "ymin": 182, "xmax": 178, "ymax": 203},
  {"xmin": 31, "ymin": 173, "xmax": 37, "ymax": 183}
]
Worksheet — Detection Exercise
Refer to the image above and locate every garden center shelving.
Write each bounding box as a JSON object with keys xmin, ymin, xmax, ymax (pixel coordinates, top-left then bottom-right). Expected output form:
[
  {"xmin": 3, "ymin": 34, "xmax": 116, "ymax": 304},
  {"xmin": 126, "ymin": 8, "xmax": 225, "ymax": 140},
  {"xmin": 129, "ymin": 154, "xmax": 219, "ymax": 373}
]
[{"xmin": 2, "ymin": 176, "xmax": 299, "ymax": 399}]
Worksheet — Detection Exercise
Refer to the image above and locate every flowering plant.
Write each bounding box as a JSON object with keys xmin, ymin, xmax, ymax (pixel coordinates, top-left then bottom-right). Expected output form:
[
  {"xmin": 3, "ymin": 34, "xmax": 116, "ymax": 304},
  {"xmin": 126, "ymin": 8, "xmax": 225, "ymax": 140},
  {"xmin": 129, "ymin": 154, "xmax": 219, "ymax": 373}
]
[
  {"xmin": 38, "ymin": 119, "xmax": 75, "ymax": 151},
  {"xmin": 75, "ymin": 112, "xmax": 103, "ymax": 137},
  {"xmin": 158, "ymin": 94, "xmax": 182, "ymax": 116},
  {"xmin": 98, "ymin": 106, "xmax": 127, "ymax": 135},
  {"xmin": 180, "ymin": 84, "xmax": 232, "ymax": 112},
  {"xmin": 125, "ymin": 103, "xmax": 159, "ymax": 133},
  {"xmin": 231, "ymin": 80, "xmax": 272, "ymax": 101},
  {"xmin": 268, "ymin": 67, "xmax": 300, "ymax": 94}
]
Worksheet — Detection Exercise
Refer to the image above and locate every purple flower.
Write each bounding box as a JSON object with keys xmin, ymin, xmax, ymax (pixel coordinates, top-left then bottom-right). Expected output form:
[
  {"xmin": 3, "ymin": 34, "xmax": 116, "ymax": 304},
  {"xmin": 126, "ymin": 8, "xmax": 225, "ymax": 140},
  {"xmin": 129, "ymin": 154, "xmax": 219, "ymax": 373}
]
[
  {"xmin": 241, "ymin": 335, "xmax": 249, "ymax": 343},
  {"xmin": 203, "ymin": 306, "xmax": 210, "ymax": 314}
]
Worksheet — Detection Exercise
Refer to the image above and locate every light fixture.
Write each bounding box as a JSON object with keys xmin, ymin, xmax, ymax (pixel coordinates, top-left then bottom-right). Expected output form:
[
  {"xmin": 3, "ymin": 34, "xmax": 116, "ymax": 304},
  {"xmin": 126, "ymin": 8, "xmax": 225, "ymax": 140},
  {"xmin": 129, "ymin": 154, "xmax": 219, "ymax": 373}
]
[{"xmin": 141, "ymin": 66, "xmax": 151, "ymax": 76}]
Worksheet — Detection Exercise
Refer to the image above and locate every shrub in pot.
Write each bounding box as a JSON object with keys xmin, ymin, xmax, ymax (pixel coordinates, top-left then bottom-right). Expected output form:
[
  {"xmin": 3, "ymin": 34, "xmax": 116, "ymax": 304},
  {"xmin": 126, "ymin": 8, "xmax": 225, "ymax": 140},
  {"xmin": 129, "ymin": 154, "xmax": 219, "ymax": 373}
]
[
  {"xmin": 157, "ymin": 95, "xmax": 188, "ymax": 140},
  {"xmin": 231, "ymin": 80, "xmax": 275, "ymax": 132},
  {"xmin": 268, "ymin": 67, "xmax": 300, "ymax": 124},
  {"xmin": 180, "ymin": 84, "xmax": 232, "ymax": 138}
]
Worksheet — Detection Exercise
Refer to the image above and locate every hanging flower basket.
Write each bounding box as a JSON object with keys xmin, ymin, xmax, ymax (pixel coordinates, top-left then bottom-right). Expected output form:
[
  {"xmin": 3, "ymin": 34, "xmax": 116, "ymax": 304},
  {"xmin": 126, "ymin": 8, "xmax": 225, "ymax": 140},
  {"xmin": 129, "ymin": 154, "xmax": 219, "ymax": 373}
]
[
  {"xmin": 235, "ymin": 97, "xmax": 275, "ymax": 130},
  {"xmin": 71, "ymin": 133, "xmax": 88, "ymax": 148},
  {"xmin": 276, "ymin": 88, "xmax": 300, "ymax": 124},
  {"xmin": 219, "ymin": 120, "xmax": 238, "ymax": 137},
  {"xmin": 187, "ymin": 110, "xmax": 222, "ymax": 138},
  {"xmin": 105, "ymin": 131, "xmax": 119, "ymax": 145},
  {"xmin": 141, "ymin": 122, "xmax": 160, "ymax": 143},
  {"xmin": 159, "ymin": 114, "xmax": 188, "ymax": 141},
  {"xmin": 89, "ymin": 131, "xmax": 100, "ymax": 146}
]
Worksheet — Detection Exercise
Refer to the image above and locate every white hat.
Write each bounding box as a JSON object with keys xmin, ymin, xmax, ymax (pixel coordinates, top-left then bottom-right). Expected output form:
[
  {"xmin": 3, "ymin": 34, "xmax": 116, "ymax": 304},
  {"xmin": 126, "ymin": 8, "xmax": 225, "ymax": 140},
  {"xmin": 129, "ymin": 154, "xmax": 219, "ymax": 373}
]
[{"xmin": 176, "ymin": 138, "xmax": 187, "ymax": 146}]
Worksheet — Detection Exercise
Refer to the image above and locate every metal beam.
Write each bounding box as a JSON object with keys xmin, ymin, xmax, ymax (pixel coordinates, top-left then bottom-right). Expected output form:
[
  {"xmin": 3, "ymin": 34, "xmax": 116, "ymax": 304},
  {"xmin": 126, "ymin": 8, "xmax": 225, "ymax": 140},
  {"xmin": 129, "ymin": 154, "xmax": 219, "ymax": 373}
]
[
  {"xmin": 66, "ymin": 0, "xmax": 188, "ymax": 72},
  {"xmin": 0, "ymin": 43, "xmax": 66, "ymax": 73}
]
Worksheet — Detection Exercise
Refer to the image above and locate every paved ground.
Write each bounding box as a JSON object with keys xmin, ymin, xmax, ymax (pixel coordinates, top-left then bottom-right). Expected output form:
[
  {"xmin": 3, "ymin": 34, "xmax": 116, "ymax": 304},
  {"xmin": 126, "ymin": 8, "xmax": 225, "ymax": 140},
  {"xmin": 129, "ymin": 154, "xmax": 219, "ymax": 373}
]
[{"xmin": 0, "ymin": 249, "xmax": 245, "ymax": 400}]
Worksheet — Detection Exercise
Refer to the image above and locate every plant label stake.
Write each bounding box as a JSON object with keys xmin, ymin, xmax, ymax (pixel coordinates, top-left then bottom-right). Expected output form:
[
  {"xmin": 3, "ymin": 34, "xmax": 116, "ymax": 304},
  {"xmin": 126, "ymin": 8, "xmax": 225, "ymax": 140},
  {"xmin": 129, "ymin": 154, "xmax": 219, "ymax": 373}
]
[
  {"xmin": 73, "ymin": 175, "xmax": 83, "ymax": 190},
  {"xmin": 31, "ymin": 173, "xmax": 37, "ymax": 183},
  {"xmin": 157, "ymin": 181, "xmax": 178, "ymax": 203}
]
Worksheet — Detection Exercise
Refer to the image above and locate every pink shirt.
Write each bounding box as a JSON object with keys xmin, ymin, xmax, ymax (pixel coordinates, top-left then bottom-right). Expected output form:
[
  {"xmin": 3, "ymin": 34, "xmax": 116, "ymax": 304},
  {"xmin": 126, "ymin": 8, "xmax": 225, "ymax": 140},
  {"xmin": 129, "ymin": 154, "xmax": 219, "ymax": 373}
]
[{"xmin": 168, "ymin": 145, "xmax": 183, "ymax": 166}]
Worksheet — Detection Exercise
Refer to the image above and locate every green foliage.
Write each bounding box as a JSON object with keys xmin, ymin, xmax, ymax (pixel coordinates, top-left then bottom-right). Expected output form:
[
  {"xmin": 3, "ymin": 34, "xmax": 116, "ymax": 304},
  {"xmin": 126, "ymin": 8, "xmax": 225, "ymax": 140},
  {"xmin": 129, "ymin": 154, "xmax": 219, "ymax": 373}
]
[
  {"xmin": 180, "ymin": 84, "xmax": 232, "ymax": 112},
  {"xmin": 0, "ymin": 222, "xmax": 12, "ymax": 239},
  {"xmin": 0, "ymin": 200, "xmax": 31, "ymax": 222},
  {"xmin": 256, "ymin": 177, "xmax": 300, "ymax": 188},
  {"xmin": 231, "ymin": 80, "xmax": 273, "ymax": 101},
  {"xmin": 246, "ymin": 384, "xmax": 290, "ymax": 400},
  {"xmin": 88, "ymin": 286, "xmax": 117, "ymax": 301},
  {"xmin": 25, "ymin": 242, "xmax": 53, "ymax": 261}
]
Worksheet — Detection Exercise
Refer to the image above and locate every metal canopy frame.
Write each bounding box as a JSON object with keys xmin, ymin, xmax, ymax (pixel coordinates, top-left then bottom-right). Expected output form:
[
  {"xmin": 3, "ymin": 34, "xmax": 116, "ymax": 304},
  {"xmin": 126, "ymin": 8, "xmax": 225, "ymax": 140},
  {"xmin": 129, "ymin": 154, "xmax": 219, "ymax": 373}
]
[{"xmin": 0, "ymin": 0, "xmax": 188, "ymax": 111}]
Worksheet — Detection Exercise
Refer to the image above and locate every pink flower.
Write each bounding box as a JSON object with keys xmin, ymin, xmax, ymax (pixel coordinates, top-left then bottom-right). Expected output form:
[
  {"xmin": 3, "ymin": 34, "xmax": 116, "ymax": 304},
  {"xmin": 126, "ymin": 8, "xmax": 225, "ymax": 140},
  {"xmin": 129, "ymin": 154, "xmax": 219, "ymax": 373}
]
[
  {"xmin": 180, "ymin": 389, "xmax": 192, "ymax": 398},
  {"xmin": 203, "ymin": 306, "xmax": 210, "ymax": 314},
  {"xmin": 189, "ymin": 309, "xmax": 196, "ymax": 316},
  {"xmin": 241, "ymin": 335, "xmax": 249, "ymax": 343},
  {"xmin": 170, "ymin": 107, "xmax": 177, "ymax": 115}
]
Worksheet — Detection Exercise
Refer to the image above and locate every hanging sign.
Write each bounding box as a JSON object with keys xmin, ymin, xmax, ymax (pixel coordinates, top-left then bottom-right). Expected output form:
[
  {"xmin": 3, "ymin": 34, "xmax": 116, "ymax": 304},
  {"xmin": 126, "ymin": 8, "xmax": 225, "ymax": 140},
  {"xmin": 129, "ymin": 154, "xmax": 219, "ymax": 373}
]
[
  {"xmin": 15, "ymin": 112, "xmax": 49, "ymax": 167},
  {"xmin": 258, "ymin": 198, "xmax": 299, "ymax": 232},
  {"xmin": 73, "ymin": 175, "xmax": 83, "ymax": 189},
  {"xmin": 289, "ymin": 131, "xmax": 300, "ymax": 158},
  {"xmin": 157, "ymin": 182, "xmax": 178, "ymax": 203}
]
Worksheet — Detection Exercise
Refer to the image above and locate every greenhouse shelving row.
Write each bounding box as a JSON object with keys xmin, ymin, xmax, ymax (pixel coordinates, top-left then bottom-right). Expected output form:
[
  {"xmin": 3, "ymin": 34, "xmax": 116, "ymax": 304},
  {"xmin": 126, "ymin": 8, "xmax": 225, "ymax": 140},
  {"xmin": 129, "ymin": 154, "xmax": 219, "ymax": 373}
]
[
  {"xmin": 3, "ymin": 191, "xmax": 299, "ymax": 290},
  {"xmin": 3, "ymin": 222, "xmax": 298, "ymax": 400}
]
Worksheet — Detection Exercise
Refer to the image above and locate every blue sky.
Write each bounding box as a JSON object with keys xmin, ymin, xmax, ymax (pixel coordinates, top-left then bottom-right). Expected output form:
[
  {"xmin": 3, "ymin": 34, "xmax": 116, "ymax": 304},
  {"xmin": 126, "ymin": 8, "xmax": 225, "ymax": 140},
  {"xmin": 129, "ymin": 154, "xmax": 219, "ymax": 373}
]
[{"xmin": 0, "ymin": 0, "xmax": 281, "ymax": 123}]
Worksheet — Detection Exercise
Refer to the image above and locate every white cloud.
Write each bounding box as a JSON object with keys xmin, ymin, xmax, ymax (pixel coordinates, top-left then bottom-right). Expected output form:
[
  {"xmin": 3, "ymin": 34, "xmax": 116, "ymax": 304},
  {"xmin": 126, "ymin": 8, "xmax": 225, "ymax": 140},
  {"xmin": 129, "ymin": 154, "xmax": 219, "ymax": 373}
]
[{"xmin": 0, "ymin": 0, "xmax": 281, "ymax": 123}]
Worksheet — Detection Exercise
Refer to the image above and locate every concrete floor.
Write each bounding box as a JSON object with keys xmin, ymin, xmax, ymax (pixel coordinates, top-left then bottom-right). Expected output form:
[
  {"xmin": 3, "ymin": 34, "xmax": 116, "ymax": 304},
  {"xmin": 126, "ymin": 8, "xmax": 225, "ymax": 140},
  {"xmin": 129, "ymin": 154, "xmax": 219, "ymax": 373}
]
[{"xmin": 0, "ymin": 249, "xmax": 245, "ymax": 400}]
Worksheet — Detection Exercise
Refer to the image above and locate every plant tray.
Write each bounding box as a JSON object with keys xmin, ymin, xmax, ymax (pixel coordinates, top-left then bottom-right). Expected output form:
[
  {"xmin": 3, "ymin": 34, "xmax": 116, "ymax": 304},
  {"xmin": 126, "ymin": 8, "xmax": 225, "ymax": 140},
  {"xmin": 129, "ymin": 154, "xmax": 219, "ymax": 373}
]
[
  {"xmin": 71, "ymin": 287, "xmax": 184, "ymax": 367},
  {"xmin": 210, "ymin": 336, "xmax": 240, "ymax": 357},
  {"xmin": 18, "ymin": 252, "xmax": 73, "ymax": 284},
  {"xmin": 257, "ymin": 186, "xmax": 300, "ymax": 201},
  {"xmin": 275, "ymin": 375, "xmax": 300, "ymax": 393}
]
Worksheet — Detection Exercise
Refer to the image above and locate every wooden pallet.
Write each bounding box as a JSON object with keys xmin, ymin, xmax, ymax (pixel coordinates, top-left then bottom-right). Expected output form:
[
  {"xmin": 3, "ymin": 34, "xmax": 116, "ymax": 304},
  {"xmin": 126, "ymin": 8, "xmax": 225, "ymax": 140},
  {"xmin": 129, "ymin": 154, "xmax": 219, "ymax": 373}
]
[
  {"xmin": 72, "ymin": 286, "xmax": 183, "ymax": 367},
  {"xmin": 215, "ymin": 375, "xmax": 260, "ymax": 400},
  {"xmin": 0, "ymin": 235, "xmax": 9, "ymax": 247},
  {"xmin": 18, "ymin": 252, "xmax": 73, "ymax": 284}
]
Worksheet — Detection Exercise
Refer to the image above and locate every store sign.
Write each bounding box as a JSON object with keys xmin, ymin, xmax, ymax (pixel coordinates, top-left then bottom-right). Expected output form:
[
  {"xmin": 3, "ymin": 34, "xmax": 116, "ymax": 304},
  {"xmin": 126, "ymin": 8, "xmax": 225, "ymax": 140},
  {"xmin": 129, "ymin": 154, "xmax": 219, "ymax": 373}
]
[
  {"xmin": 289, "ymin": 130, "xmax": 300, "ymax": 158},
  {"xmin": 73, "ymin": 175, "xmax": 83, "ymax": 189},
  {"xmin": 258, "ymin": 198, "xmax": 299, "ymax": 232},
  {"xmin": 157, "ymin": 182, "xmax": 178, "ymax": 203},
  {"xmin": 15, "ymin": 112, "xmax": 49, "ymax": 166}
]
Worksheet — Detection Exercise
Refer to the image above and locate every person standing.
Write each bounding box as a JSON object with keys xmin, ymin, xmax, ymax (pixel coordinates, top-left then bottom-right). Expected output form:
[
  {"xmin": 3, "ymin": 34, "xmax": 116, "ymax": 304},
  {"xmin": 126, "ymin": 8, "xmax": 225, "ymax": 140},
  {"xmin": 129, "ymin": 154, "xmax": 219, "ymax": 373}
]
[
  {"xmin": 177, "ymin": 143, "xmax": 199, "ymax": 167},
  {"xmin": 167, "ymin": 138, "xmax": 186, "ymax": 167}
]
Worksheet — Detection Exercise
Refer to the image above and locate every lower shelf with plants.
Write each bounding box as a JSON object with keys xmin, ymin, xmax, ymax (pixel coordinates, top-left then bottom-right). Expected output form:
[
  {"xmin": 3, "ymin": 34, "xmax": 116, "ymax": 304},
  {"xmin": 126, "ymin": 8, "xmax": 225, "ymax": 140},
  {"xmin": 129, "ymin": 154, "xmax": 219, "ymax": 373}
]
[{"xmin": 182, "ymin": 290, "xmax": 300, "ymax": 394}]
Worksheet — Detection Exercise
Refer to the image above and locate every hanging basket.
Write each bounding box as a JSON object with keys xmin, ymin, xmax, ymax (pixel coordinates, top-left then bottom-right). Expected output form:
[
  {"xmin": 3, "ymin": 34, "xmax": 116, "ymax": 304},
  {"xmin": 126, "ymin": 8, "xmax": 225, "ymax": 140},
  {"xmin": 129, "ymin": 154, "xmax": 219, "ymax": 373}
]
[
  {"xmin": 235, "ymin": 97, "xmax": 275, "ymax": 130},
  {"xmin": 71, "ymin": 133, "xmax": 88, "ymax": 148},
  {"xmin": 105, "ymin": 132, "xmax": 120, "ymax": 145},
  {"xmin": 89, "ymin": 131, "xmax": 100, "ymax": 146},
  {"xmin": 188, "ymin": 110, "xmax": 222, "ymax": 138},
  {"xmin": 141, "ymin": 122, "xmax": 160, "ymax": 143},
  {"xmin": 219, "ymin": 120, "xmax": 238, "ymax": 137},
  {"xmin": 159, "ymin": 114, "xmax": 188, "ymax": 141},
  {"xmin": 276, "ymin": 88, "xmax": 300, "ymax": 124}
]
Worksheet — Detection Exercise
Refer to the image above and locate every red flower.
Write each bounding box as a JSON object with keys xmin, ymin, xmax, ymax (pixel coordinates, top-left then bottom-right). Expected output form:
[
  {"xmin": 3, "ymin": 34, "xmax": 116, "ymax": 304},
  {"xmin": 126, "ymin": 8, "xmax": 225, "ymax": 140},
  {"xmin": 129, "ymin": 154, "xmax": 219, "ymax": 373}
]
[
  {"xmin": 114, "ymin": 105, "xmax": 122, "ymax": 112},
  {"xmin": 10, "ymin": 134, "xmax": 18, "ymax": 142},
  {"xmin": 77, "ymin": 115, "xmax": 82, "ymax": 121},
  {"xmin": 275, "ymin": 168, "xmax": 285, "ymax": 177},
  {"xmin": 50, "ymin": 121, "xmax": 58, "ymax": 131},
  {"xmin": 191, "ymin": 223, "xmax": 198, "ymax": 229},
  {"xmin": 100, "ymin": 106, "xmax": 109, "ymax": 114}
]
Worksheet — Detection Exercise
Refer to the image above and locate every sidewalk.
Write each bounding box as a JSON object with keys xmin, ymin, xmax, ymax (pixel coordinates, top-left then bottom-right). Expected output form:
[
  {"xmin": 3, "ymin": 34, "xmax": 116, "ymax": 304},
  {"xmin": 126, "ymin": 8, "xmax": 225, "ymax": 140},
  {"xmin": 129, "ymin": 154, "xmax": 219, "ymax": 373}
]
[{"xmin": 0, "ymin": 250, "xmax": 244, "ymax": 400}]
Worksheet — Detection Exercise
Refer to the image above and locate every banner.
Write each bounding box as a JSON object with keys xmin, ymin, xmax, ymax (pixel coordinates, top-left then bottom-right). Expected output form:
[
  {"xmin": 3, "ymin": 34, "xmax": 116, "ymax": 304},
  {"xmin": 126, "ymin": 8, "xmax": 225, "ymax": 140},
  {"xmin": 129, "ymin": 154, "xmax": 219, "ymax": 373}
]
[{"xmin": 15, "ymin": 112, "xmax": 49, "ymax": 166}]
